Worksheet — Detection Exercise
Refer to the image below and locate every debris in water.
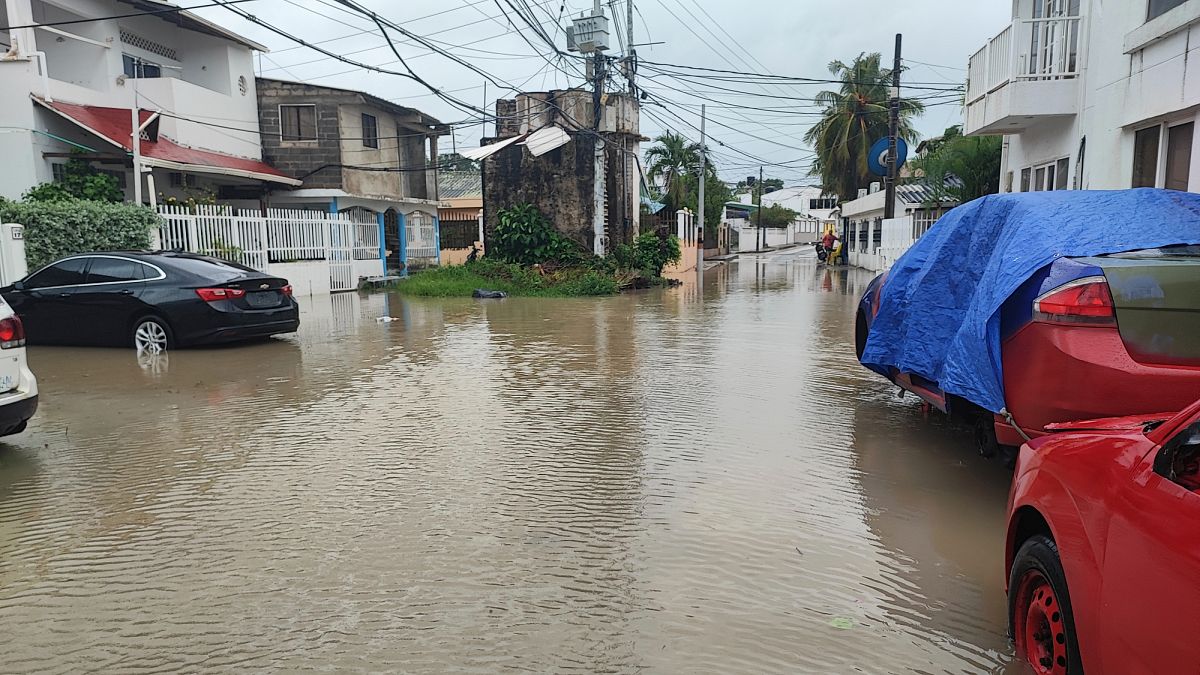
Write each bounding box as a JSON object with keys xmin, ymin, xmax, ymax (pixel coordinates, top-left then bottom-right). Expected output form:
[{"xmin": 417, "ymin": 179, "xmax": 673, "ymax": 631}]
[
  {"xmin": 376, "ymin": 317, "xmax": 400, "ymax": 323},
  {"xmin": 473, "ymin": 289, "xmax": 508, "ymax": 299},
  {"xmin": 829, "ymin": 617, "xmax": 855, "ymax": 630}
]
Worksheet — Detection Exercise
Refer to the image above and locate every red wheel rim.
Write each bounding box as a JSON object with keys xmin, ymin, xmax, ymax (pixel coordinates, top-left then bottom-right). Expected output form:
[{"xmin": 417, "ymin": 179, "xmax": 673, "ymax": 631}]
[{"xmin": 1014, "ymin": 570, "xmax": 1069, "ymax": 674}]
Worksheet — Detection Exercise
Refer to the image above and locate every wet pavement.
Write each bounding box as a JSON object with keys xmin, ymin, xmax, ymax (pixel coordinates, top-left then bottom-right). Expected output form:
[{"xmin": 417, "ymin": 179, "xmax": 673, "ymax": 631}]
[{"xmin": 0, "ymin": 251, "xmax": 1019, "ymax": 673}]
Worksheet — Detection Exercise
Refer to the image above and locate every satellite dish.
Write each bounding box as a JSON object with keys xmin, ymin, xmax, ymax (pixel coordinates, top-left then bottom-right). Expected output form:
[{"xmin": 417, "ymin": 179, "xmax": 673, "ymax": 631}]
[{"xmin": 868, "ymin": 137, "xmax": 908, "ymax": 177}]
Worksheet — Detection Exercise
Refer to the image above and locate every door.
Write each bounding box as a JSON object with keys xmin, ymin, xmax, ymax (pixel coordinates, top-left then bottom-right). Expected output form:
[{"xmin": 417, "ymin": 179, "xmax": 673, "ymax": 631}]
[
  {"xmin": 13, "ymin": 257, "xmax": 89, "ymax": 344},
  {"xmin": 1099, "ymin": 419, "xmax": 1200, "ymax": 671},
  {"xmin": 74, "ymin": 256, "xmax": 153, "ymax": 346}
]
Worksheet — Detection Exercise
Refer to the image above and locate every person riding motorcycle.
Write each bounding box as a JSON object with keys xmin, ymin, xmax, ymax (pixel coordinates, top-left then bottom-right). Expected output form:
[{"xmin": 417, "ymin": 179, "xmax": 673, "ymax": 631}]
[{"xmin": 820, "ymin": 229, "xmax": 841, "ymax": 264}]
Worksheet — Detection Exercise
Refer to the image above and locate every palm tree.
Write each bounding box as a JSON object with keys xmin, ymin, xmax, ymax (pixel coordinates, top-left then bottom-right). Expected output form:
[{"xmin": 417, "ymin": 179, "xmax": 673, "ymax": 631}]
[
  {"xmin": 804, "ymin": 53, "xmax": 925, "ymax": 202},
  {"xmin": 645, "ymin": 131, "xmax": 713, "ymax": 212}
]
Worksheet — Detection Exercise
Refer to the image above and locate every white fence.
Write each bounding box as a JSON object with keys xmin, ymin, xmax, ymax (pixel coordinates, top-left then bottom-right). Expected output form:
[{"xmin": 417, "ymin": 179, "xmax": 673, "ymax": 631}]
[{"xmin": 156, "ymin": 205, "xmax": 384, "ymax": 292}]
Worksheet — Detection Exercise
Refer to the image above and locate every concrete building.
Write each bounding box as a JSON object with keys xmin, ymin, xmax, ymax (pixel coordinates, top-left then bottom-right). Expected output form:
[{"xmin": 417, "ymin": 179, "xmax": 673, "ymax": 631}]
[
  {"xmin": 965, "ymin": 0, "xmax": 1200, "ymax": 193},
  {"xmin": 477, "ymin": 88, "xmax": 643, "ymax": 256},
  {"xmin": 0, "ymin": 0, "xmax": 297, "ymax": 203},
  {"xmin": 255, "ymin": 78, "xmax": 448, "ymax": 273}
]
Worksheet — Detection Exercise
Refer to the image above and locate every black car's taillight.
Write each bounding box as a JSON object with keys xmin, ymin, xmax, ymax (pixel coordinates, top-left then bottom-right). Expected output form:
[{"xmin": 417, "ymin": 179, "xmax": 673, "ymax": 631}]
[
  {"xmin": 0, "ymin": 316, "xmax": 26, "ymax": 349},
  {"xmin": 196, "ymin": 287, "xmax": 246, "ymax": 302}
]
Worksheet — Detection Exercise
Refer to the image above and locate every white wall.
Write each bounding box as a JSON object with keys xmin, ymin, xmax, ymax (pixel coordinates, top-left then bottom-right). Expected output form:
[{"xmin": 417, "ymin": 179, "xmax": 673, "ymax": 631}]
[{"xmin": 985, "ymin": 0, "xmax": 1200, "ymax": 192}]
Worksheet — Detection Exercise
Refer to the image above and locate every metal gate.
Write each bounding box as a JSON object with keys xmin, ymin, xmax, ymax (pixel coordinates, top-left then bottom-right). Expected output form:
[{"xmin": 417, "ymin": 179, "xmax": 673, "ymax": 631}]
[{"xmin": 328, "ymin": 220, "xmax": 354, "ymax": 292}]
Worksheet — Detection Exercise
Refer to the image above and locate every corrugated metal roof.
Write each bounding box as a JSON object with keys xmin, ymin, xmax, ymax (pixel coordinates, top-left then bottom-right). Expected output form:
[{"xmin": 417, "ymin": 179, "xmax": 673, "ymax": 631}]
[
  {"xmin": 439, "ymin": 172, "xmax": 481, "ymax": 199},
  {"xmin": 521, "ymin": 126, "xmax": 572, "ymax": 156},
  {"xmin": 896, "ymin": 179, "xmax": 963, "ymax": 206}
]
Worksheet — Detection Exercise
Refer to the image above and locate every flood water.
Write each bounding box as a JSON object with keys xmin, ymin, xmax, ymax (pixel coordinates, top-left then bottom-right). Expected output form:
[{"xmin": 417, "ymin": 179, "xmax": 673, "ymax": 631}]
[{"xmin": 0, "ymin": 252, "xmax": 1019, "ymax": 673}]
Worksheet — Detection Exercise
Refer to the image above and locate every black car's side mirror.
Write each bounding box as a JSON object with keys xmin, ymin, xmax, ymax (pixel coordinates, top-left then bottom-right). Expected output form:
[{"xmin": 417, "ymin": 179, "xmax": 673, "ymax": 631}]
[{"xmin": 12, "ymin": 281, "xmax": 24, "ymax": 291}]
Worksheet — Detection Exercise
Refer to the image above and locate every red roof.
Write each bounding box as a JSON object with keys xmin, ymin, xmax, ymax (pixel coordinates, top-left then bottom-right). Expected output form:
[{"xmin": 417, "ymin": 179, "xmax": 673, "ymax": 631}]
[{"xmin": 35, "ymin": 98, "xmax": 299, "ymax": 186}]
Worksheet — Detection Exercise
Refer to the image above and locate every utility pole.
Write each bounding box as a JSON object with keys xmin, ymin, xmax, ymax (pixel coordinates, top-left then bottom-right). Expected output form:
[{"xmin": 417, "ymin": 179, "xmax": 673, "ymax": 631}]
[
  {"xmin": 884, "ymin": 33, "xmax": 902, "ymax": 220},
  {"xmin": 697, "ymin": 104, "xmax": 706, "ymax": 274},
  {"xmin": 755, "ymin": 165, "xmax": 764, "ymax": 252},
  {"xmin": 626, "ymin": 0, "xmax": 636, "ymax": 97}
]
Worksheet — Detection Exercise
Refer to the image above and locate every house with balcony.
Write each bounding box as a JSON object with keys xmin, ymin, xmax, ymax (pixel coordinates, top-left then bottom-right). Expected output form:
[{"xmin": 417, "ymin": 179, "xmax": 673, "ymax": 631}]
[
  {"xmin": 0, "ymin": 0, "xmax": 298, "ymax": 204},
  {"xmin": 966, "ymin": 0, "xmax": 1200, "ymax": 193},
  {"xmin": 256, "ymin": 77, "xmax": 449, "ymax": 274}
]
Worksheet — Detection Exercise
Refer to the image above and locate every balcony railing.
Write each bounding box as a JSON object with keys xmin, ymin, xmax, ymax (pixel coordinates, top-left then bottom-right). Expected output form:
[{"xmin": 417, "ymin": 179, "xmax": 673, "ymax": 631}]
[{"xmin": 967, "ymin": 16, "xmax": 1083, "ymax": 104}]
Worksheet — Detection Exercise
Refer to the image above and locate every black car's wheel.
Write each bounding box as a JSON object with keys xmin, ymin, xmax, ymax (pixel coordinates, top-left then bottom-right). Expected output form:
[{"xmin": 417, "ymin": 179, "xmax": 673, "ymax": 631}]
[
  {"xmin": 1009, "ymin": 535, "xmax": 1083, "ymax": 675},
  {"xmin": 132, "ymin": 316, "xmax": 172, "ymax": 353}
]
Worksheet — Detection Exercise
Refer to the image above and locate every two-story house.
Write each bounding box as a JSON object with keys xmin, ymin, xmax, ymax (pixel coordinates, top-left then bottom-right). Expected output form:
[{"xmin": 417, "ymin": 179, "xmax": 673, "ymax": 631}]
[
  {"xmin": 256, "ymin": 78, "xmax": 449, "ymax": 273},
  {"xmin": 965, "ymin": 0, "xmax": 1200, "ymax": 193},
  {"xmin": 0, "ymin": 0, "xmax": 298, "ymax": 204}
]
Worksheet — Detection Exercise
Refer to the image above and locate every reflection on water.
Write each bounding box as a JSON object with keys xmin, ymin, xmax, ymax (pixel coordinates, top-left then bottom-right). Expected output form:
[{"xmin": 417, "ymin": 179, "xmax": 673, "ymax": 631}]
[{"xmin": 0, "ymin": 255, "xmax": 1016, "ymax": 673}]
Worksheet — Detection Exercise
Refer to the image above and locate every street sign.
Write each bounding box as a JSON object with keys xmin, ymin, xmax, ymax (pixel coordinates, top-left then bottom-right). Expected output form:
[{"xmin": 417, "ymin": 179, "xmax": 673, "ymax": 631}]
[{"xmin": 868, "ymin": 137, "xmax": 908, "ymax": 177}]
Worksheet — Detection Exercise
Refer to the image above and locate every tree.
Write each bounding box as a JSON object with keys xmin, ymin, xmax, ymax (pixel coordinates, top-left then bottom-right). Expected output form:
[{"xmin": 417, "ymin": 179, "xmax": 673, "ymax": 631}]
[
  {"xmin": 438, "ymin": 153, "xmax": 480, "ymax": 172},
  {"xmin": 645, "ymin": 131, "xmax": 712, "ymax": 212},
  {"xmin": 756, "ymin": 204, "xmax": 798, "ymax": 228},
  {"xmin": 735, "ymin": 177, "xmax": 784, "ymax": 193},
  {"xmin": 911, "ymin": 125, "xmax": 1002, "ymax": 204},
  {"xmin": 23, "ymin": 158, "xmax": 123, "ymax": 203},
  {"xmin": 804, "ymin": 53, "xmax": 925, "ymax": 201}
]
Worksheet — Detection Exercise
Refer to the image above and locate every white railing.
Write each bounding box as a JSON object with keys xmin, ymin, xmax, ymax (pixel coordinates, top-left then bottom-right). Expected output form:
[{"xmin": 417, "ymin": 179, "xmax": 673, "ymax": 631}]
[
  {"xmin": 157, "ymin": 205, "xmax": 383, "ymax": 269},
  {"xmin": 966, "ymin": 16, "xmax": 1081, "ymax": 104},
  {"xmin": 405, "ymin": 211, "xmax": 438, "ymax": 260}
]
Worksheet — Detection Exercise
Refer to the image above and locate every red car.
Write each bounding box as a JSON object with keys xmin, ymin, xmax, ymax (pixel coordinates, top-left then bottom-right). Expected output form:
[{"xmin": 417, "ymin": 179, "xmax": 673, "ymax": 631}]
[{"xmin": 1006, "ymin": 399, "xmax": 1200, "ymax": 673}]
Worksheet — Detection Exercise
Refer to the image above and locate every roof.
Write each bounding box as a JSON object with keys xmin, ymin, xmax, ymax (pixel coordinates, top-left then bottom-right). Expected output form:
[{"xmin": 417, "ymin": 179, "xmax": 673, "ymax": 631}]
[
  {"xmin": 115, "ymin": 0, "xmax": 268, "ymax": 52},
  {"xmin": 840, "ymin": 180, "xmax": 961, "ymax": 218},
  {"xmin": 34, "ymin": 98, "xmax": 300, "ymax": 186},
  {"xmin": 438, "ymin": 172, "xmax": 481, "ymax": 199},
  {"xmin": 256, "ymin": 78, "xmax": 447, "ymax": 132}
]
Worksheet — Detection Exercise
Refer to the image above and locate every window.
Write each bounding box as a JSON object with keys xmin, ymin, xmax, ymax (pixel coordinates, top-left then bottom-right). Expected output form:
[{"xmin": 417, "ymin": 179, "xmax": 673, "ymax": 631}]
[
  {"xmin": 122, "ymin": 54, "xmax": 161, "ymax": 79},
  {"xmin": 1132, "ymin": 121, "xmax": 1195, "ymax": 190},
  {"xmin": 26, "ymin": 258, "xmax": 88, "ymax": 289},
  {"xmin": 169, "ymin": 172, "xmax": 198, "ymax": 188},
  {"xmin": 1133, "ymin": 126, "xmax": 1161, "ymax": 188},
  {"xmin": 361, "ymin": 113, "xmax": 378, "ymax": 149},
  {"xmin": 808, "ymin": 197, "xmax": 837, "ymax": 210},
  {"xmin": 1166, "ymin": 122, "xmax": 1194, "ymax": 191},
  {"xmin": 1149, "ymin": 0, "xmax": 1189, "ymax": 21},
  {"xmin": 280, "ymin": 104, "xmax": 317, "ymax": 142},
  {"xmin": 1022, "ymin": 158, "xmax": 1071, "ymax": 191},
  {"xmin": 51, "ymin": 163, "xmax": 66, "ymax": 183},
  {"xmin": 84, "ymin": 257, "xmax": 148, "ymax": 284}
]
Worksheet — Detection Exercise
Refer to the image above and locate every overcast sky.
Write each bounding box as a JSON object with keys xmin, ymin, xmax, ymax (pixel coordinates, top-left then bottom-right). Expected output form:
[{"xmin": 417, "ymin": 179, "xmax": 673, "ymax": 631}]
[{"xmin": 193, "ymin": 0, "xmax": 1011, "ymax": 184}]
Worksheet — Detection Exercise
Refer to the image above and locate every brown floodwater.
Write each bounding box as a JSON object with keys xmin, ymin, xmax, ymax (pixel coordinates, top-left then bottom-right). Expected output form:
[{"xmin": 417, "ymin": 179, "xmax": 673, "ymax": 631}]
[{"xmin": 0, "ymin": 252, "xmax": 1020, "ymax": 673}]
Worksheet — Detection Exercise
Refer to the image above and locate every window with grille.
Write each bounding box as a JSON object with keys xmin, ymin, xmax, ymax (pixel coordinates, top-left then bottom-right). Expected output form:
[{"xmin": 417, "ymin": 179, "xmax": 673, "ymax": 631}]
[
  {"xmin": 280, "ymin": 105, "xmax": 317, "ymax": 142},
  {"xmin": 361, "ymin": 113, "xmax": 378, "ymax": 149},
  {"xmin": 51, "ymin": 163, "xmax": 66, "ymax": 183},
  {"xmin": 439, "ymin": 221, "xmax": 476, "ymax": 249}
]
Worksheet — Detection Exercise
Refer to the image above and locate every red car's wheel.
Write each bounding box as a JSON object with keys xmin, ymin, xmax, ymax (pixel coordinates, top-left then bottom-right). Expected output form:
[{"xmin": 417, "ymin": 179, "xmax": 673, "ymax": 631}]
[{"xmin": 1009, "ymin": 535, "xmax": 1082, "ymax": 674}]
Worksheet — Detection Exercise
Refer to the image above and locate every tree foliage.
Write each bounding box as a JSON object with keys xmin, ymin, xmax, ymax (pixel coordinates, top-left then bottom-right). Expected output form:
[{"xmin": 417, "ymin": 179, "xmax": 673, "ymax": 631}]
[
  {"xmin": 645, "ymin": 131, "xmax": 713, "ymax": 212},
  {"xmin": 0, "ymin": 197, "xmax": 159, "ymax": 269},
  {"xmin": 491, "ymin": 203, "xmax": 584, "ymax": 265},
  {"xmin": 23, "ymin": 158, "xmax": 123, "ymax": 203},
  {"xmin": 755, "ymin": 203, "xmax": 798, "ymax": 228},
  {"xmin": 736, "ymin": 177, "xmax": 783, "ymax": 193},
  {"xmin": 804, "ymin": 53, "xmax": 925, "ymax": 201},
  {"xmin": 911, "ymin": 125, "xmax": 1002, "ymax": 204},
  {"xmin": 437, "ymin": 153, "xmax": 481, "ymax": 172}
]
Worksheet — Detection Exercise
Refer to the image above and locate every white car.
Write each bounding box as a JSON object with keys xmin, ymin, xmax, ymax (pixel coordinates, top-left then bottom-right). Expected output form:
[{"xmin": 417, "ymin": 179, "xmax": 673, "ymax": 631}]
[{"xmin": 0, "ymin": 296, "xmax": 37, "ymax": 437}]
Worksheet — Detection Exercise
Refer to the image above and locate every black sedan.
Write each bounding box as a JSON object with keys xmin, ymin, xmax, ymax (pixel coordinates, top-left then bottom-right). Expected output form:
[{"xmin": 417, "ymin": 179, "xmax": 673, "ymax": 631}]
[{"xmin": 1, "ymin": 252, "xmax": 300, "ymax": 352}]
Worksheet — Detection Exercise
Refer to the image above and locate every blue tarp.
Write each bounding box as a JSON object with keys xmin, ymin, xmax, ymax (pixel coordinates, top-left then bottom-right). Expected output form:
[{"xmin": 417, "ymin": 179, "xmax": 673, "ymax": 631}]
[{"xmin": 860, "ymin": 189, "xmax": 1200, "ymax": 413}]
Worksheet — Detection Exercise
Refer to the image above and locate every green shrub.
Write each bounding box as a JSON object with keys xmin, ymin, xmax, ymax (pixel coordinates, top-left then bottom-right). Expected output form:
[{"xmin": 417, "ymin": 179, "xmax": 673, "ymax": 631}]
[
  {"xmin": 633, "ymin": 231, "xmax": 682, "ymax": 276},
  {"xmin": 492, "ymin": 203, "xmax": 585, "ymax": 265},
  {"xmin": 23, "ymin": 158, "xmax": 123, "ymax": 203},
  {"xmin": 557, "ymin": 270, "xmax": 620, "ymax": 296},
  {"xmin": 0, "ymin": 197, "xmax": 160, "ymax": 269}
]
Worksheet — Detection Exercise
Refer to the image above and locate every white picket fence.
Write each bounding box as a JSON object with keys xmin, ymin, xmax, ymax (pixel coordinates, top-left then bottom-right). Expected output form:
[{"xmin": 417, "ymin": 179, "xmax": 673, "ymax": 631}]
[{"xmin": 156, "ymin": 205, "xmax": 383, "ymax": 292}]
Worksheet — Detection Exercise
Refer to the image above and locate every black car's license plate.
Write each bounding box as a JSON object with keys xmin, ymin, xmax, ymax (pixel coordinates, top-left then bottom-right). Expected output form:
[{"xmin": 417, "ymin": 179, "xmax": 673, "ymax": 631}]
[{"xmin": 246, "ymin": 291, "xmax": 281, "ymax": 308}]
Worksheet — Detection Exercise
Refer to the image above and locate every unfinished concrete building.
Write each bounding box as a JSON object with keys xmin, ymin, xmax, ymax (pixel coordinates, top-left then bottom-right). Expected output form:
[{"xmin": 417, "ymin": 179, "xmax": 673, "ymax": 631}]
[{"xmin": 477, "ymin": 89, "xmax": 644, "ymax": 256}]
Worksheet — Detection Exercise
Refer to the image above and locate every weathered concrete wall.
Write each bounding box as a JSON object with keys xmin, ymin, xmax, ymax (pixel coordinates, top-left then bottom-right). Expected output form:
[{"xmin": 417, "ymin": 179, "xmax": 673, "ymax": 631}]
[
  {"xmin": 257, "ymin": 79, "xmax": 348, "ymax": 190},
  {"xmin": 483, "ymin": 135, "xmax": 599, "ymax": 251}
]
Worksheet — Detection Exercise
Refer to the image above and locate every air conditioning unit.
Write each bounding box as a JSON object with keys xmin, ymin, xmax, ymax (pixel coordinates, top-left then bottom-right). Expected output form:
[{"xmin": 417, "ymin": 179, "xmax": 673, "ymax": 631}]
[
  {"xmin": 869, "ymin": 182, "xmax": 882, "ymax": 194},
  {"xmin": 857, "ymin": 188, "xmax": 868, "ymax": 200}
]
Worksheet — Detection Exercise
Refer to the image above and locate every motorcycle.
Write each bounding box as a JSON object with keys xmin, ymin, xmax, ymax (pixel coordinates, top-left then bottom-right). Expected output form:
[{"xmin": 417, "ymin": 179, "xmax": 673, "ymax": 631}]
[{"xmin": 815, "ymin": 242, "xmax": 831, "ymax": 263}]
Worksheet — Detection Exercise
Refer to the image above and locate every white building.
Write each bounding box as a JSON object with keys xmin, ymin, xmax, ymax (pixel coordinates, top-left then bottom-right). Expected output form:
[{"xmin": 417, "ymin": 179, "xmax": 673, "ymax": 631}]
[
  {"xmin": 840, "ymin": 184, "xmax": 956, "ymax": 272},
  {"xmin": 1, "ymin": 0, "xmax": 298, "ymax": 203},
  {"xmin": 965, "ymin": 0, "xmax": 1200, "ymax": 193}
]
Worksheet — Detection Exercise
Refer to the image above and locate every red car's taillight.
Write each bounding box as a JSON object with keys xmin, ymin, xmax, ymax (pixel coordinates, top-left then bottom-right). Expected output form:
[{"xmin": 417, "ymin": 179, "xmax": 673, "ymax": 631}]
[
  {"xmin": 0, "ymin": 316, "xmax": 25, "ymax": 349},
  {"xmin": 1033, "ymin": 276, "xmax": 1116, "ymax": 326},
  {"xmin": 196, "ymin": 287, "xmax": 246, "ymax": 302},
  {"xmin": 280, "ymin": 284, "xmax": 293, "ymax": 297}
]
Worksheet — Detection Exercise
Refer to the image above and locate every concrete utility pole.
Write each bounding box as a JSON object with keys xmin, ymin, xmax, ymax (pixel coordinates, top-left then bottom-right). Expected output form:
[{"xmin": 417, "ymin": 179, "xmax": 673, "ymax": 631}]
[
  {"xmin": 755, "ymin": 165, "xmax": 764, "ymax": 251},
  {"xmin": 626, "ymin": 0, "xmax": 636, "ymax": 97},
  {"xmin": 697, "ymin": 104, "xmax": 705, "ymax": 273},
  {"xmin": 884, "ymin": 33, "xmax": 902, "ymax": 220}
]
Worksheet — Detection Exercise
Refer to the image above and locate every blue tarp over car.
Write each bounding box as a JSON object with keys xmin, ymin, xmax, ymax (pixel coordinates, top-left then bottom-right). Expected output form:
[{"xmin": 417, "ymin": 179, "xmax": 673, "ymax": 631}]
[{"xmin": 860, "ymin": 189, "xmax": 1200, "ymax": 413}]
